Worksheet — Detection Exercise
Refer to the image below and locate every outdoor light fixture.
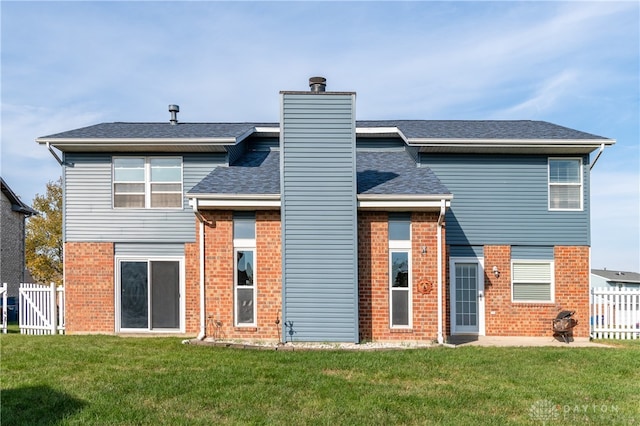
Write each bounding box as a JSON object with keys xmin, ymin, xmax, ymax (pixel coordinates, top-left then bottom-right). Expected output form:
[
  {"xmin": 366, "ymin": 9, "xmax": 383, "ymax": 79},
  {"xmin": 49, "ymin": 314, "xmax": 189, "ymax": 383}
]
[{"xmin": 492, "ymin": 266, "xmax": 500, "ymax": 278}]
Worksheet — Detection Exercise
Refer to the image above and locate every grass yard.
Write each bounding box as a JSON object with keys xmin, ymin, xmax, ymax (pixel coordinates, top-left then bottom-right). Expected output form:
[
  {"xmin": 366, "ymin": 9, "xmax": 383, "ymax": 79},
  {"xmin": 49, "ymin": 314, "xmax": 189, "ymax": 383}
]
[{"xmin": 1, "ymin": 335, "xmax": 638, "ymax": 425}]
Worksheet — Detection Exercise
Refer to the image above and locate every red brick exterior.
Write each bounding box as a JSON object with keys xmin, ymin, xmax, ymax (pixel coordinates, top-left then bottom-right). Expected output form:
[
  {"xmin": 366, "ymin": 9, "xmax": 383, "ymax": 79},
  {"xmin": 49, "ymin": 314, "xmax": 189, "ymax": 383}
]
[
  {"xmin": 198, "ymin": 210, "xmax": 282, "ymax": 341},
  {"xmin": 64, "ymin": 218, "xmax": 589, "ymax": 341},
  {"xmin": 358, "ymin": 212, "xmax": 444, "ymax": 342},
  {"xmin": 482, "ymin": 245, "xmax": 589, "ymax": 337},
  {"xmin": 64, "ymin": 242, "xmax": 115, "ymax": 334}
]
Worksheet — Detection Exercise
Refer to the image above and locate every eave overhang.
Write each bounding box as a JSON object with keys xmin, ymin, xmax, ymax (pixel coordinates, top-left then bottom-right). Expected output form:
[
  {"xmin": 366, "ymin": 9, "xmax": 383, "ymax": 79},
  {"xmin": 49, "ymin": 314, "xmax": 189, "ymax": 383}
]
[{"xmin": 188, "ymin": 193, "xmax": 452, "ymax": 212}]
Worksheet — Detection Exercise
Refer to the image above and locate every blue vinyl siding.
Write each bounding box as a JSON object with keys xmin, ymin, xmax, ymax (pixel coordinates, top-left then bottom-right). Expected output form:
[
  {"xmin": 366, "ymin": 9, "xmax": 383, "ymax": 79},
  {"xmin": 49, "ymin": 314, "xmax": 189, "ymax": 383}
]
[
  {"xmin": 421, "ymin": 154, "xmax": 590, "ymax": 247},
  {"xmin": 511, "ymin": 246, "xmax": 554, "ymax": 260},
  {"xmin": 63, "ymin": 153, "xmax": 225, "ymax": 243},
  {"xmin": 280, "ymin": 93, "xmax": 358, "ymax": 342}
]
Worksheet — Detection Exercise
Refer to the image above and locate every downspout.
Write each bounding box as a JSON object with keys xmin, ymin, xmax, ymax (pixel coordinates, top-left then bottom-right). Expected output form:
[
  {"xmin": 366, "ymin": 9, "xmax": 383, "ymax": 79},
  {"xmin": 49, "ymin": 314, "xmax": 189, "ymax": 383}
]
[
  {"xmin": 46, "ymin": 142, "xmax": 64, "ymax": 165},
  {"xmin": 192, "ymin": 199, "xmax": 210, "ymax": 340},
  {"xmin": 589, "ymin": 143, "xmax": 605, "ymax": 170},
  {"xmin": 437, "ymin": 198, "xmax": 446, "ymax": 345}
]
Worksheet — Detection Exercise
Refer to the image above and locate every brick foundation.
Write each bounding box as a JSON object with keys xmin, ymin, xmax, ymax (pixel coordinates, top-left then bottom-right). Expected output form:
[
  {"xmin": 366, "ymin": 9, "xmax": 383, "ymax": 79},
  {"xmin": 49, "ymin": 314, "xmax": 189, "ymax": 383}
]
[{"xmin": 64, "ymin": 242, "xmax": 114, "ymax": 334}]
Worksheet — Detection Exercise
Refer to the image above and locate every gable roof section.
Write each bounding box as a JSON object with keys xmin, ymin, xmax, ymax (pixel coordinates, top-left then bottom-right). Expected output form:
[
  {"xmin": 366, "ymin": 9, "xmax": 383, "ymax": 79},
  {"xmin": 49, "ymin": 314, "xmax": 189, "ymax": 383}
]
[
  {"xmin": 37, "ymin": 120, "xmax": 614, "ymax": 155},
  {"xmin": 1, "ymin": 178, "xmax": 37, "ymax": 216},
  {"xmin": 188, "ymin": 149, "xmax": 451, "ymax": 210}
]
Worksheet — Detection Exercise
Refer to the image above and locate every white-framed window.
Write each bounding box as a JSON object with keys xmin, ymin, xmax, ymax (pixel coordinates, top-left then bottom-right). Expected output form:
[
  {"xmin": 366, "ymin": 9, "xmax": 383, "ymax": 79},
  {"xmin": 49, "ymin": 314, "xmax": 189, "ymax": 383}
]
[
  {"xmin": 511, "ymin": 261, "xmax": 554, "ymax": 303},
  {"xmin": 548, "ymin": 158, "xmax": 582, "ymax": 211},
  {"xmin": 389, "ymin": 213, "xmax": 412, "ymax": 328},
  {"xmin": 113, "ymin": 156, "xmax": 183, "ymax": 209},
  {"xmin": 116, "ymin": 257, "xmax": 184, "ymax": 331},
  {"xmin": 234, "ymin": 212, "xmax": 256, "ymax": 326}
]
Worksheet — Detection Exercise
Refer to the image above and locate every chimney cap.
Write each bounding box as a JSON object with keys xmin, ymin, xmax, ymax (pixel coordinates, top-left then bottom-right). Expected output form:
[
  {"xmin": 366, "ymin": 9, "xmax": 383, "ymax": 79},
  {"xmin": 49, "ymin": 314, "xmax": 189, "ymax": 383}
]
[{"xmin": 309, "ymin": 76, "xmax": 326, "ymax": 92}]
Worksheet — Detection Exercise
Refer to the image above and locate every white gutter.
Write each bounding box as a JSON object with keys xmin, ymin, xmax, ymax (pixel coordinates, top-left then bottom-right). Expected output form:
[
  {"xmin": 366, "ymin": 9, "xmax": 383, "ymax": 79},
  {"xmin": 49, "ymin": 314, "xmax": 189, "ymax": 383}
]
[
  {"xmin": 589, "ymin": 143, "xmax": 606, "ymax": 170},
  {"xmin": 437, "ymin": 198, "xmax": 446, "ymax": 345},
  {"xmin": 192, "ymin": 199, "xmax": 211, "ymax": 340}
]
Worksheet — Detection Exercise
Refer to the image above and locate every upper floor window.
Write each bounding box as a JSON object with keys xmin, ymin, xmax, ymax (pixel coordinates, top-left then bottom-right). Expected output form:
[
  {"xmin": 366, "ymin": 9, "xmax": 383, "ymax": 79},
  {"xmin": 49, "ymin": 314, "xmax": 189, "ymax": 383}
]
[
  {"xmin": 113, "ymin": 157, "xmax": 183, "ymax": 209},
  {"xmin": 548, "ymin": 158, "xmax": 582, "ymax": 211}
]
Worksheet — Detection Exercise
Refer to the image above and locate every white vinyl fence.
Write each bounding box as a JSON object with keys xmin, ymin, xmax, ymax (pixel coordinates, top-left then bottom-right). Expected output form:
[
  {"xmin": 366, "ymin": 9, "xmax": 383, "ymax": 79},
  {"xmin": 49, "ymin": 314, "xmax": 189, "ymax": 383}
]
[
  {"xmin": 19, "ymin": 283, "xmax": 65, "ymax": 335},
  {"xmin": 591, "ymin": 287, "xmax": 640, "ymax": 340},
  {"xmin": 1, "ymin": 283, "xmax": 7, "ymax": 334}
]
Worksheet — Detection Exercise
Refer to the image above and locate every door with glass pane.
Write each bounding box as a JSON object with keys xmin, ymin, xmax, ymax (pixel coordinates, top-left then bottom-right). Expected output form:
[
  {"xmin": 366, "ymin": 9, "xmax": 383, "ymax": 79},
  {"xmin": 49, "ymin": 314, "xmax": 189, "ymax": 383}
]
[
  {"xmin": 120, "ymin": 260, "xmax": 180, "ymax": 330},
  {"xmin": 451, "ymin": 260, "xmax": 483, "ymax": 334}
]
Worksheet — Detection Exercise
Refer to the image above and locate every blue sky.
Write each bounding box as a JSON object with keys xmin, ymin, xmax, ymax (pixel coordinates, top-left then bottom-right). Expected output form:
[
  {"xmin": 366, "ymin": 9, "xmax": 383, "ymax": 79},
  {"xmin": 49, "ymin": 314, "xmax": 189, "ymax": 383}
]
[{"xmin": 1, "ymin": 1, "xmax": 638, "ymax": 271}]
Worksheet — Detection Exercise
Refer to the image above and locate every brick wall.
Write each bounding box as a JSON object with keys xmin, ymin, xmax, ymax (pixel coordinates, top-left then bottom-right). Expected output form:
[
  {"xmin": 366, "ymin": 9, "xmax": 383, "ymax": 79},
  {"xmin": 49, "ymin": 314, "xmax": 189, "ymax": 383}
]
[
  {"xmin": 358, "ymin": 211, "xmax": 443, "ymax": 342},
  {"xmin": 200, "ymin": 210, "xmax": 282, "ymax": 341},
  {"xmin": 483, "ymin": 245, "xmax": 590, "ymax": 337},
  {"xmin": 64, "ymin": 242, "xmax": 114, "ymax": 333}
]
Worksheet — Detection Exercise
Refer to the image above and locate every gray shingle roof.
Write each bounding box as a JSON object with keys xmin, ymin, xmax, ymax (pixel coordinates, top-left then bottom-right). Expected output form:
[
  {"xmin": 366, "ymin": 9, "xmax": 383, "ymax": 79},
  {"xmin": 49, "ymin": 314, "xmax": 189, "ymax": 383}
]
[
  {"xmin": 189, "ymin": 150, "xmax": 280, "ymax": 195},
  {"xmin": 591, "ymin": 269, "xmax": 640, "ymax": 284},
  {"xmin": 39, "ymin": 120, "xmax": 609, "ymax": 141},
  {"xmin": 188, "ymin": 150, "xmax": 450, "ymax": 196},
  {"xmin": 358, "ymin": 120, "xmax": 609, "ymax": 140}
]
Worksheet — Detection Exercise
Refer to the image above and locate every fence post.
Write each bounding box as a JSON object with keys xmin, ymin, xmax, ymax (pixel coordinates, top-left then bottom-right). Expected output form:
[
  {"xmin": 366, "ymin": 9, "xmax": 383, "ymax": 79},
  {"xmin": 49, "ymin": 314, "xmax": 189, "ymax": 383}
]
[
  {"xmin": 50, "ymin": 282, "xmax": 57, "ymax": 335},
  {"xmin": 1, "ymin": 283, "xmax": 7, "ymax": 334}
]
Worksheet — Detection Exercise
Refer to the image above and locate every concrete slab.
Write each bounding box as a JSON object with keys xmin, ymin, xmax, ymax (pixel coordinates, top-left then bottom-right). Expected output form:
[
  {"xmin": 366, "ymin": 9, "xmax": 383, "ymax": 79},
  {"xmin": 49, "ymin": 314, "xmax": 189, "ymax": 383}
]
[{"xmin": 446, "ymin": 335, "xmax": 612, "ymax": 348}]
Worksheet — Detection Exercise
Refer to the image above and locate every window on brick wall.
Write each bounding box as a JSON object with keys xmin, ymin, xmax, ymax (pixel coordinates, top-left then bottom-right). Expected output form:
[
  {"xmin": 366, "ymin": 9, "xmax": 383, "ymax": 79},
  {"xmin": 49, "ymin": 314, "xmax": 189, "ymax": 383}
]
[
  {"xmin": 389, "ymin": 213, "xmax": 412, "ymax": 328},
  {"xmin": 511, "ymin": 261, "xmax": 554, "ymax": 303},
  {"xmin": 113, "ymin": 157, "xmax": 183, "ymax": 209},
  {"xmin": 548, "ymin": 158, "xmax": 582, "ymax": 211},
  {"xmin": 234, "ymin": 212, "xmax": 256, "ymax": 326}
]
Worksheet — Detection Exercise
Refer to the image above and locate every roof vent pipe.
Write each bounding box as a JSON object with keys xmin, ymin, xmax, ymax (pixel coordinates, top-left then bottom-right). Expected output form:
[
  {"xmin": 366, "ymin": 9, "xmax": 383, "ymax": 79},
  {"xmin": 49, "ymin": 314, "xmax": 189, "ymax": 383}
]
[
  {"xmin": 309, "ymin": 77, "xmax": 326, "ymax": 93},
  {"xmin": 169, "ymin": 104, "xmax": 179, "ymax": 125}
]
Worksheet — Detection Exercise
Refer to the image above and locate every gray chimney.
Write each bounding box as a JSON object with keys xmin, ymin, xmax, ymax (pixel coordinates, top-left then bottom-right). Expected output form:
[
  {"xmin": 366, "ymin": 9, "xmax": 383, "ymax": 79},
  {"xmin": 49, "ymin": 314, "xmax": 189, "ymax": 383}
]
[
  {"xmin": 309, "ymin": 77, "xmax": 326, "ymax": 93},
  {"xmin": 168, "ymin": 104, "xmax": 179, "ymax": 125}
]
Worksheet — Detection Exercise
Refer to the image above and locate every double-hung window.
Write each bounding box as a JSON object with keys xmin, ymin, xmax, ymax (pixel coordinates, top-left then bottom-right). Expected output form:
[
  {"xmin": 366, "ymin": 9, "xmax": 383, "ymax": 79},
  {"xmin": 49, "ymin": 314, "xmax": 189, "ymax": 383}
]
[
  {"xmin": 113, "ymin": 157, "xmax": 183, "ymax": 209},
  {"xmin": 389, "ymin": 213, "xmax": 412, "ymax": 328},
  {"xmin": 548, "ymin": 158, "xmax": 582, "ymax": 210},
  {"xmin": 512, "ymin": 261, "xmax": 554, "ymax": 303},
  {"xmin": 234, "ymin": 212, "xmax": 256, "ymax": 326}
]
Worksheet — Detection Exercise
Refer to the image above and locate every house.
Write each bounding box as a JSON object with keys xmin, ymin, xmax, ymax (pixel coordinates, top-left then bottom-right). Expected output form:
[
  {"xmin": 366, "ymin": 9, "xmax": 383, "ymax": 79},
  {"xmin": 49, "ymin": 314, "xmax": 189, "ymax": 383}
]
[
  {"xmin": 591, "ymin": 269, "xmax": 640, "ymax": 289},
  {"xmin": 1, "ymin": 178, "xmax": 38, "ymax": 300},
  {"xmin": 36, "ymin": 77, "xmax": 615, "ymax": 342}
]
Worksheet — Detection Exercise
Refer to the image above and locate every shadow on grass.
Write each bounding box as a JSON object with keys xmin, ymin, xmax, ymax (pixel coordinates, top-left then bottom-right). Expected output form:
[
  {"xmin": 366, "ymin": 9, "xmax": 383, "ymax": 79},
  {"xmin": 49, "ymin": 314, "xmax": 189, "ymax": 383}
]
[{"xmin": 1, "ymin": 385, "xmax": 86, "ymax": 425}]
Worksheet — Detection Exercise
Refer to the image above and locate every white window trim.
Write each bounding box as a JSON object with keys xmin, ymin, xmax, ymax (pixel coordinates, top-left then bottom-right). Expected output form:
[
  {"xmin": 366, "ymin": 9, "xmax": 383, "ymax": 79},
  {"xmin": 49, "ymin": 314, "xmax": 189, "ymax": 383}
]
[
  {"xmin": 113, "ymin": 156, "xmax": 183, "ymax": 210},
  {"xmin": 234, "ymin": 245, "xmax": 257, "ymax": 327},
  {"xmin": 548, "ymin": 157, "xmax": 583, "ymax": 211},
  {"xmin": 511, "ymin": 260, "xmax": 555, "ymax": 303},
  {"xmin": 114, "ymin": 255, "xmax": 185, "ymax": 333},
  {"xmin": 389, "ymin": 246, "xmax": 412, "ymax": 329}
]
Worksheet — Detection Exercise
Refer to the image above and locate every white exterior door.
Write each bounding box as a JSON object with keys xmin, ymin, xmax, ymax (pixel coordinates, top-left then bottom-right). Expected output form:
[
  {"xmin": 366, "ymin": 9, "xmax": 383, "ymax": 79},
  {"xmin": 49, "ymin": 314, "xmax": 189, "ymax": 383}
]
[{"xmin": 451, "ymin": 258, "xmax": 485, "ymax": 335}]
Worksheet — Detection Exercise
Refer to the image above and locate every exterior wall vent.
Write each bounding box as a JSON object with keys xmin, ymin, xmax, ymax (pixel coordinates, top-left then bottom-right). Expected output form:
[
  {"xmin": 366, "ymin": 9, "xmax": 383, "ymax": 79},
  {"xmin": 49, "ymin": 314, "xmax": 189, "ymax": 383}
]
[
  {"xmin": 168, "ymin": 104, "xmax": 179, "ymax": 125},
  {"xmin": 309, "ymin": 77, "xmax": 326, "ymax": 93}
]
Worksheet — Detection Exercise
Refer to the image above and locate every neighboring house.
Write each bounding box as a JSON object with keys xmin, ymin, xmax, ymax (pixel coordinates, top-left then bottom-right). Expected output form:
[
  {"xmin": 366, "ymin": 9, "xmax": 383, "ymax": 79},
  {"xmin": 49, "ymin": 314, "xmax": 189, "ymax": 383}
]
[
  {"xmin": 36, "ymin": 77, "xmax": 615, "ymax": 342},
  {"xmin": 1, "ymin": 178, "xmax": 38, "ymax": 299},
  {"xmin": 591, "ymin": 269, "xmax": 640, "ymax": 289}
]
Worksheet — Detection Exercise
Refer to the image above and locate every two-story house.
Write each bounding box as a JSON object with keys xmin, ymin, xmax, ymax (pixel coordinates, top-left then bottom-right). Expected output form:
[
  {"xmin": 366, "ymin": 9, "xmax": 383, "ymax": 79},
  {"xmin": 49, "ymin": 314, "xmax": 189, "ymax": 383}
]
[{"xmin": 37, "ymin": 77, "xmax": 614, "ymax": 343}]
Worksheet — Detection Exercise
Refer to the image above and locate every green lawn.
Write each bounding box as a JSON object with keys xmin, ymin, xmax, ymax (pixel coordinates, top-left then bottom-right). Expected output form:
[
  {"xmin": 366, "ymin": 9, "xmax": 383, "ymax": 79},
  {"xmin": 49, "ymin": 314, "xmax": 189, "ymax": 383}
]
[{"xmin": 1, "ymin": 335, "xmax": 638, "ymax": 425}]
